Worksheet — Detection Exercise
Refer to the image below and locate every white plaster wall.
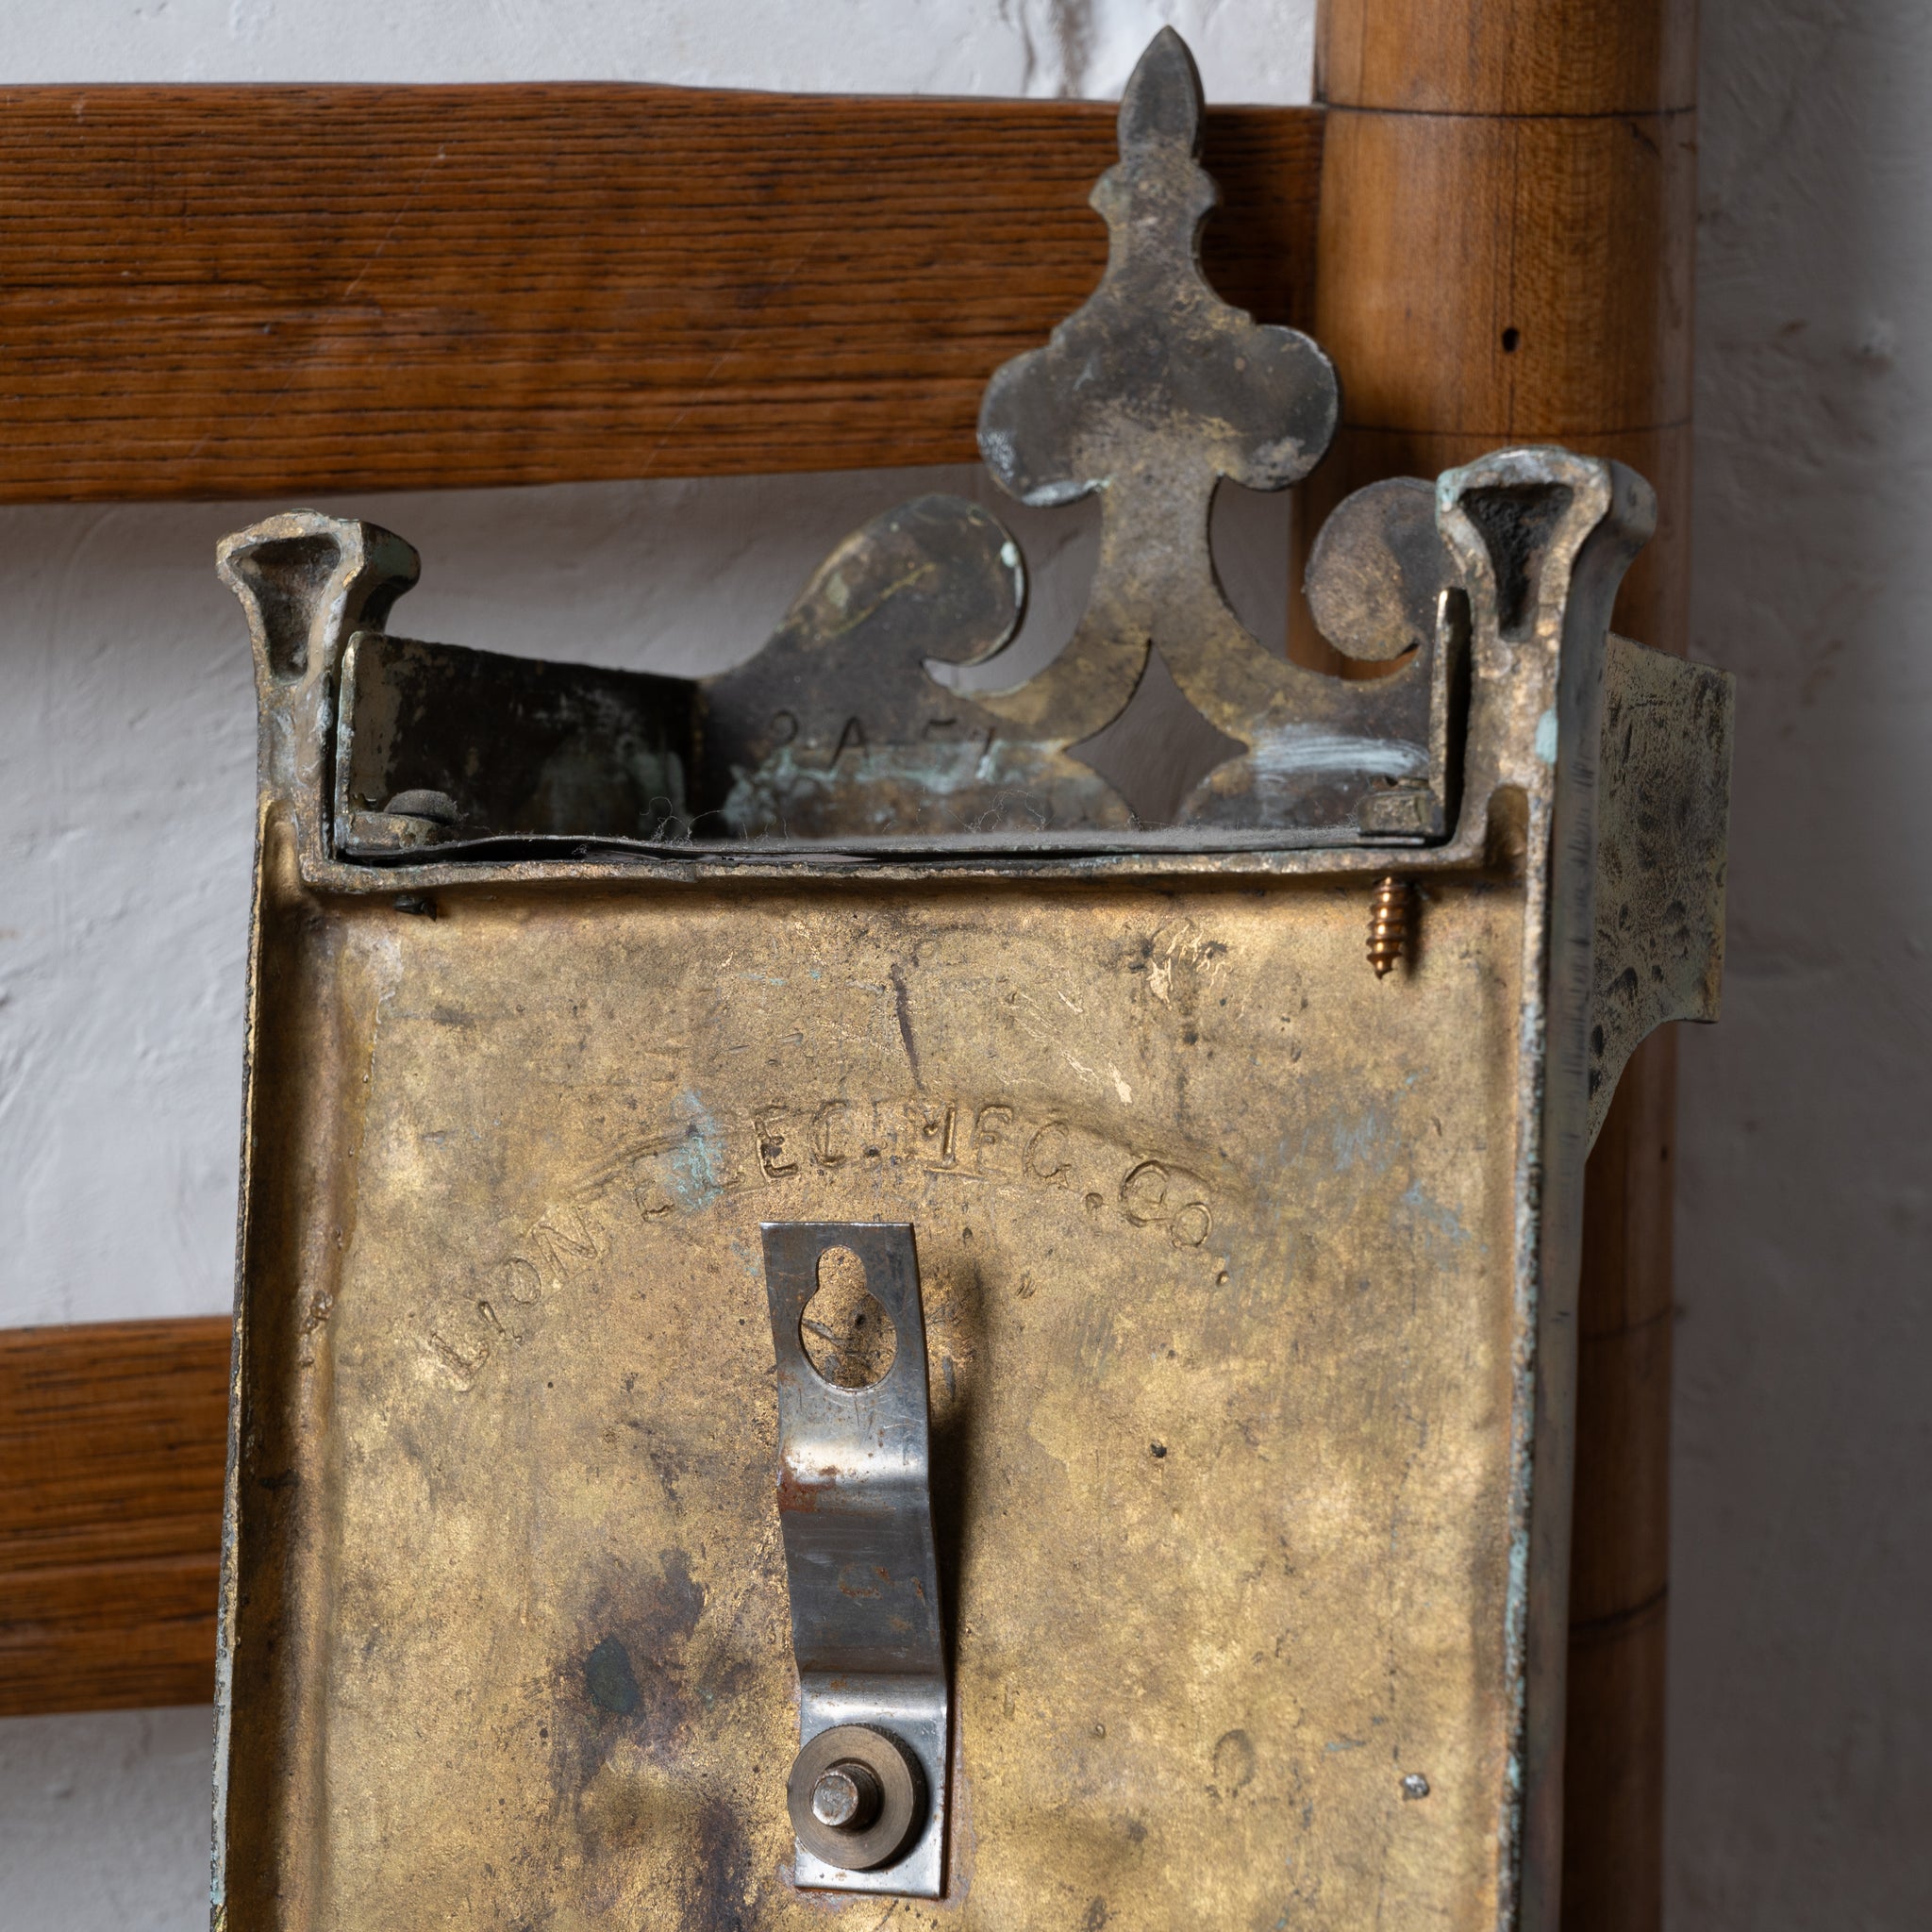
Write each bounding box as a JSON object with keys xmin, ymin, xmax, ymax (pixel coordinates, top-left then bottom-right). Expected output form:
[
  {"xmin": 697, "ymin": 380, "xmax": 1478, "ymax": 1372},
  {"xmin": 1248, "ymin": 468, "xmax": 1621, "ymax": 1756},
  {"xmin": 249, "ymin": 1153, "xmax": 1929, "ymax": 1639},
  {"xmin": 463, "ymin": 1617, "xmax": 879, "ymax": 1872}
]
[
  {"xmin": 0, "ymin": 1707, "xmax": 214, "ymax": 1931},
  {"xmin": 2, "ymin": 2, "xmax": 1927, "ymax": 1928},
  {"xmin": 1669, "ymin": 2, "xmax": 1932, "ymax": 1924},
  {"xmin": 1, "ymin": 0, "xmax": 1314, "ymax": 101}
]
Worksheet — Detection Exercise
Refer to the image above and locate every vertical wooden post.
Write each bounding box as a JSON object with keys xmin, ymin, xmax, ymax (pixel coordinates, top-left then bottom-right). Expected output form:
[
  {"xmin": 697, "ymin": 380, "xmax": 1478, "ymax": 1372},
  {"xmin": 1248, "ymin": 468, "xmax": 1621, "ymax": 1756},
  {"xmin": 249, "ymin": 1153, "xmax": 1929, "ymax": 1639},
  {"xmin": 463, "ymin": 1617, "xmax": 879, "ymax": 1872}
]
[{"xmin": 1307, "ymin": 5, "xmax": 1696, "ymax": 1929}]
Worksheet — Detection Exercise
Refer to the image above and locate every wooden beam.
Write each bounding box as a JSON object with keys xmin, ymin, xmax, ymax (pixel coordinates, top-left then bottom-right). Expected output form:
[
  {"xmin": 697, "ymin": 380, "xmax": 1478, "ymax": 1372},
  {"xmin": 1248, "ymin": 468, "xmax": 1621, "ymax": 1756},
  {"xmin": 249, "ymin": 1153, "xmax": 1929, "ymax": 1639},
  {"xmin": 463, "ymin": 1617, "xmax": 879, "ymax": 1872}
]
[
  {"xmin": 0, "ymin": 1318, "xmax": 230, "ymax": 1716},
  {"xmin": 1310, "ymin": 4, "xmax": 1695, "ymax": 1929},
  {"xmin": 0, "ymin": 85, "xmax": 1319, "ymax": 503}
]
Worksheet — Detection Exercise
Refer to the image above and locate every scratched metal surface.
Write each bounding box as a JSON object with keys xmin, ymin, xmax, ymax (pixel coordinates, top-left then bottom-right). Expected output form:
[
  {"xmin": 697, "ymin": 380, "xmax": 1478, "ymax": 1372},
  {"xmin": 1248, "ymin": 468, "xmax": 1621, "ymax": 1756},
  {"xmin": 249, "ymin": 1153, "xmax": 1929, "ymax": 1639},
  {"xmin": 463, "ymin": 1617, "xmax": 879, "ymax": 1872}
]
[
  {"xmin": 223, "ymin": 850, "xmax": 1523, "ymax": 1930},
  {"xmin": 1586, "ymin": 636, "xmax": 1733, "ymax": 1151},
  {"xmin": 213, "ymin": 443, "xmax": 1708, "ymax": 1930},
  {"xmin": 208, "ymin": 437, "xmax": 1720, "ymax": 1932},
  {"xmin": 203, "ymin": 42, "xmax": 1733, "ymax": 1907}
]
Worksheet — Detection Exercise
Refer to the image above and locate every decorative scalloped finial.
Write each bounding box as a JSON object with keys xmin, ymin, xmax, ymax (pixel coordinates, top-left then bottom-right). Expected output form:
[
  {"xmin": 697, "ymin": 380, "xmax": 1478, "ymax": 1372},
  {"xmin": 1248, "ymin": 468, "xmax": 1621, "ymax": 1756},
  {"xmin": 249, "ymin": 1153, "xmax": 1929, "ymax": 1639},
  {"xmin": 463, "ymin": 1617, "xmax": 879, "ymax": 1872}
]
[
  {"xmin": 930, "ymin": 27, "xmax": 1341, "ymax": 822},
  {"xmin": 1114, "ymin": 22, "xmax": 1202, "ymax": 152}
]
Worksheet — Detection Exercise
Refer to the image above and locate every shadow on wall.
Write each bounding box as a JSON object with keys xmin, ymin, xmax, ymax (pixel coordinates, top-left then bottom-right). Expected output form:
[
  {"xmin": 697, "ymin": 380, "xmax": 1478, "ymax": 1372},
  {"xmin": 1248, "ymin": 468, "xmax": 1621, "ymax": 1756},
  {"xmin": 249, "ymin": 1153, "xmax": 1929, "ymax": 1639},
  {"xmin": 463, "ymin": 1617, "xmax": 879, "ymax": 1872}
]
[{"xmin": 1669, "ymin": 0, "xmax": 1932, "ymax": 1924}]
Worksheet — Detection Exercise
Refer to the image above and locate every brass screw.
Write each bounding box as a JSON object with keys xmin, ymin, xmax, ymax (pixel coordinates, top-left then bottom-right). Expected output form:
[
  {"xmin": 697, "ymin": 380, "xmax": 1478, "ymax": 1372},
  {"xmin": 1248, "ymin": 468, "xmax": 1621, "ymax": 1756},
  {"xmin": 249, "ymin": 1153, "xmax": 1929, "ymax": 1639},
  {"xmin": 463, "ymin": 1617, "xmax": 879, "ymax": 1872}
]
[{"xmin": 1367, "ymin": 876, "xmax": 1415, "ymax": 978}]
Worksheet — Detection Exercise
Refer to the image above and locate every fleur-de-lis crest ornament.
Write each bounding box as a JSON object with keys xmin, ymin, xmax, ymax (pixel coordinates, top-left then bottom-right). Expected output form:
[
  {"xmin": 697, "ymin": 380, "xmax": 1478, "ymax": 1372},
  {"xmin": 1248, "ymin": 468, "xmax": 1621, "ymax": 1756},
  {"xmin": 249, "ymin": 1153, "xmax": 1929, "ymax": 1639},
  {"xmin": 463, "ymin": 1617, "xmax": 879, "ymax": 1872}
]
[
  {"xmin": 942, "ymin": 27, "xmax": 1341, "ymax": 816},
  {"xmin": 704, "ymin": 25, "xmax": 1460, "ymax": 841}
]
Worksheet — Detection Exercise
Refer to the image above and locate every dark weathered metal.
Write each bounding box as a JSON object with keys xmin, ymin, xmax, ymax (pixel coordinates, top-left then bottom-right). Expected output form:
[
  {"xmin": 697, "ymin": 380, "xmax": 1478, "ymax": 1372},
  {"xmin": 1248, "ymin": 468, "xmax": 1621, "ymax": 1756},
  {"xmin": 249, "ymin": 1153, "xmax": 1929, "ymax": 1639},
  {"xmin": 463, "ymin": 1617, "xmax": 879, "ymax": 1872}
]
[
  {"xmin": 695, "ymin": 494, "xmax": 1096, "ymax": 841},
  {"xmin": 1307, "ymin": 483, "xmax": 1473, "ymax": 841},
  {"xmin": 1587, "ymin": 635, "xmax": 1732, "ymax": 1151},
  {"xmin": 334, "ymin": 630, "xmax": 693, "ymax": 856},
  {"xmin": 1305, "ymin": 478, "xmax": 1448, "ymax": 665},
  {"xmin": 959, "ymin": 29, "xmax": 1339, "ymax": 756},
  {"xmin": 221, "ymin": 36, "xmax": 1458, "ymax": 852},
  {"xmin": 786, "ymin": 1724, "xmax": 924, "ymax": 1874},
  {"xmin": 945, "ymin": 28, "xmax": 1457, "ymax": 834}
]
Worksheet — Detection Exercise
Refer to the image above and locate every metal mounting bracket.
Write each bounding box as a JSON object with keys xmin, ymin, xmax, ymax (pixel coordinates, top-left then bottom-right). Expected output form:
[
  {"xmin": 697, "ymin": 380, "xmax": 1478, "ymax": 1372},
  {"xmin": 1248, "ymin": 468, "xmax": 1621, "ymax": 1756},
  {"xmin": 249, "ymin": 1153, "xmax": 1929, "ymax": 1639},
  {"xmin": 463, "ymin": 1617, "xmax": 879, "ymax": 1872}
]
[{"xmin": 760, "ymin": 1223, "xmax": 948, "ymax": 1898}]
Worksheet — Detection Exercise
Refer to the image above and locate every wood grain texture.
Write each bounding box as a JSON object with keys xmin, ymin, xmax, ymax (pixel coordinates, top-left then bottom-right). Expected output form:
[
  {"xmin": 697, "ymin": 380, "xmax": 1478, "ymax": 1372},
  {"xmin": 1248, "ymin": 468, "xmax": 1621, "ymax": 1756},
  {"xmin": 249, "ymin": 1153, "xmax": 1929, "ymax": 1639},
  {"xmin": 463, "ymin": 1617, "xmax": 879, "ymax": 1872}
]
[
  {"xmin": 1312, "ymin": 109, "xmax": 1694, "ymax": 437},
  {"xmin": 0, "ymin": 85, "xmax": 1319, "ymax": 504},
  {"xmin": 0, "ymin": 1318, "xmax": 230, "ymax": 1715},
  {"xmin": 1309, "ymin": 4, "xmax": 1696, "ymax": 1927},
  {"xmin": 1566, "ymin": 1030, "xmax": 1677, "ymax": 1926},
  {"xmin": 1318, "ymin": 0, "xmax": 1695, "ymax": 115},
  {"xmin": 1294, "ymin": 105, "xmax": 1693, "ymax": 670}
]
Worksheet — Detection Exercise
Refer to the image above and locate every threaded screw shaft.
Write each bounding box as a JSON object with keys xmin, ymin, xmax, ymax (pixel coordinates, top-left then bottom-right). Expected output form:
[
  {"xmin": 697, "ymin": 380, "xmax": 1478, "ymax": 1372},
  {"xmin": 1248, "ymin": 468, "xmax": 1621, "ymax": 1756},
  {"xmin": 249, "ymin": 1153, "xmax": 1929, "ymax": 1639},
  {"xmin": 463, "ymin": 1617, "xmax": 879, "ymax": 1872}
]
[{"xmin": 1368, "ymin": 876, "xmax": 1415, "ymax": 978}]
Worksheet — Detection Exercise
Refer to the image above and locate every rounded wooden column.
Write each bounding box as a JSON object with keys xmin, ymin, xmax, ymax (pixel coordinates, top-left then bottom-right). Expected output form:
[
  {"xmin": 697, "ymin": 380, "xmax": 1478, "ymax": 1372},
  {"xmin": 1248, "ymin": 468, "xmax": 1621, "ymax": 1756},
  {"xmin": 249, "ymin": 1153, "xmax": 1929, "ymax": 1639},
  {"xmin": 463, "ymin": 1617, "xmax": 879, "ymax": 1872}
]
[{"xmin": 1306, "ymin": 7, "xmax": 1696, "ymax": 1930}]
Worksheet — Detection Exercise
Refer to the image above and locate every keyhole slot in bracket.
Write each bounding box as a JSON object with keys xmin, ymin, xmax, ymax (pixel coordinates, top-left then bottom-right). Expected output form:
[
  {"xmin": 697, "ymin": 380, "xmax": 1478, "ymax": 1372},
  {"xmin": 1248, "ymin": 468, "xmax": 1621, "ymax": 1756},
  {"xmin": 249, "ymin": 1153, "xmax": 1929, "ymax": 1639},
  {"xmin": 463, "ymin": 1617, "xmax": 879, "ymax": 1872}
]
[{"xmin": 761, "ymin": 1221, "xmax": 948, "ymax": 1897}]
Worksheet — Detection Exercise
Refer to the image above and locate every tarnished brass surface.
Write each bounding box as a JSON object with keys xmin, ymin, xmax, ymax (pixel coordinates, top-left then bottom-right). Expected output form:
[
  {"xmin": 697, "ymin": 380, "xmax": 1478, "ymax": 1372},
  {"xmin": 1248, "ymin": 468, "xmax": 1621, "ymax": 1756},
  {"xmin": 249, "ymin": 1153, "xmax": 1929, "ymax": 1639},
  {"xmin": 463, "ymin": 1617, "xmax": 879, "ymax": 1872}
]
[
  {"xmin": 226, "ymin": 856, "xmax": 1524, "ymax": 1930},
  {"xmin": 212, "ymin": 443, "xmax": 1735, "ymax": 1932},
  {"xmin": 208, "ymin": 31, "xmax": 1732, "ymax": 1928},
  {"xmin": 211, "ymin": 417, "xmax": 1740, "ymax": 1932}
]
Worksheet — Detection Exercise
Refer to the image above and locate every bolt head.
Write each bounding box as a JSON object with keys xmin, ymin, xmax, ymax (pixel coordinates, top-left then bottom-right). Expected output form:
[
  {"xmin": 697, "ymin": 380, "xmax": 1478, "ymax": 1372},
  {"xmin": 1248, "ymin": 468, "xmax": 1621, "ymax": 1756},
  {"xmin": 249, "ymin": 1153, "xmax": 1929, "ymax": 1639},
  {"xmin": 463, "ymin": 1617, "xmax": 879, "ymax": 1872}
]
[
  {"xmin": 786, "ymin": 1730, "xmax": 916, "ymax": 1872},
  {"xmin": 811, "ymin": 1768, "xmax": 864, "ymax": 1828}
]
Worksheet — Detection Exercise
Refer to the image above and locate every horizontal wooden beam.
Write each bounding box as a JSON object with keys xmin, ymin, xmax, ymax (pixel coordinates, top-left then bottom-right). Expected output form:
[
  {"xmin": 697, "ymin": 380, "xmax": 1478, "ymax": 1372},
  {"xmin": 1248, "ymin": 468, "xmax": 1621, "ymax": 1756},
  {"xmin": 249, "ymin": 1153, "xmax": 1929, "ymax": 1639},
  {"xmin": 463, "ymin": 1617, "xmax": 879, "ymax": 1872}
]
[
  {"xmin": 0, "ymin": 1318, "xmax": 230, "ymax": 1716},
  {"xmin": 0, "ymin": 85, "xmax": 1320, "ymax": 503}
]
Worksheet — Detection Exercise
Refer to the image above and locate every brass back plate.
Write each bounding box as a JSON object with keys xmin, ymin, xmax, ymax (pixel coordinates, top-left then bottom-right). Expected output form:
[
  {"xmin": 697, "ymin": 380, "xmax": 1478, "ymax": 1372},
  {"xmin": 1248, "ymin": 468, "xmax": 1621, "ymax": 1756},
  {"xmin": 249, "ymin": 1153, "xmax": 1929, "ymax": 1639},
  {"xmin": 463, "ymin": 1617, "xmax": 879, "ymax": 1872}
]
[
  {"xmin": 212, "ymin": 434, "xmax": 1733, "ymax": 1929},
  {"xmin": 223, "ymin": 858, "xmax": 1524, "ymax": 1929}
]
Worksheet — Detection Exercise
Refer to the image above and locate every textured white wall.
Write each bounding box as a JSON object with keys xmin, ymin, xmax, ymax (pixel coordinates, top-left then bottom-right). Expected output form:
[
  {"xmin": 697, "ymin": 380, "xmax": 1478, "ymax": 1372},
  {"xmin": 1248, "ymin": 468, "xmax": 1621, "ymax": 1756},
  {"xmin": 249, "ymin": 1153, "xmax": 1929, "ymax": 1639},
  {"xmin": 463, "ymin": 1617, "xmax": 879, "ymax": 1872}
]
[
  {"xmin": 0, "ymin": 1708, "xmax": 213, "ymax": 1931},
  {"xmin": 2, "ymin": 2, "xmax": 1926, "ymax": 1928},
  {"xmin": 1, "ymin": 0, "xmax": 1314, "ymax": 100},
  {"xmin": 1669, "ymin": 3, "xmax": 1932, "ymax": 1924}
]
